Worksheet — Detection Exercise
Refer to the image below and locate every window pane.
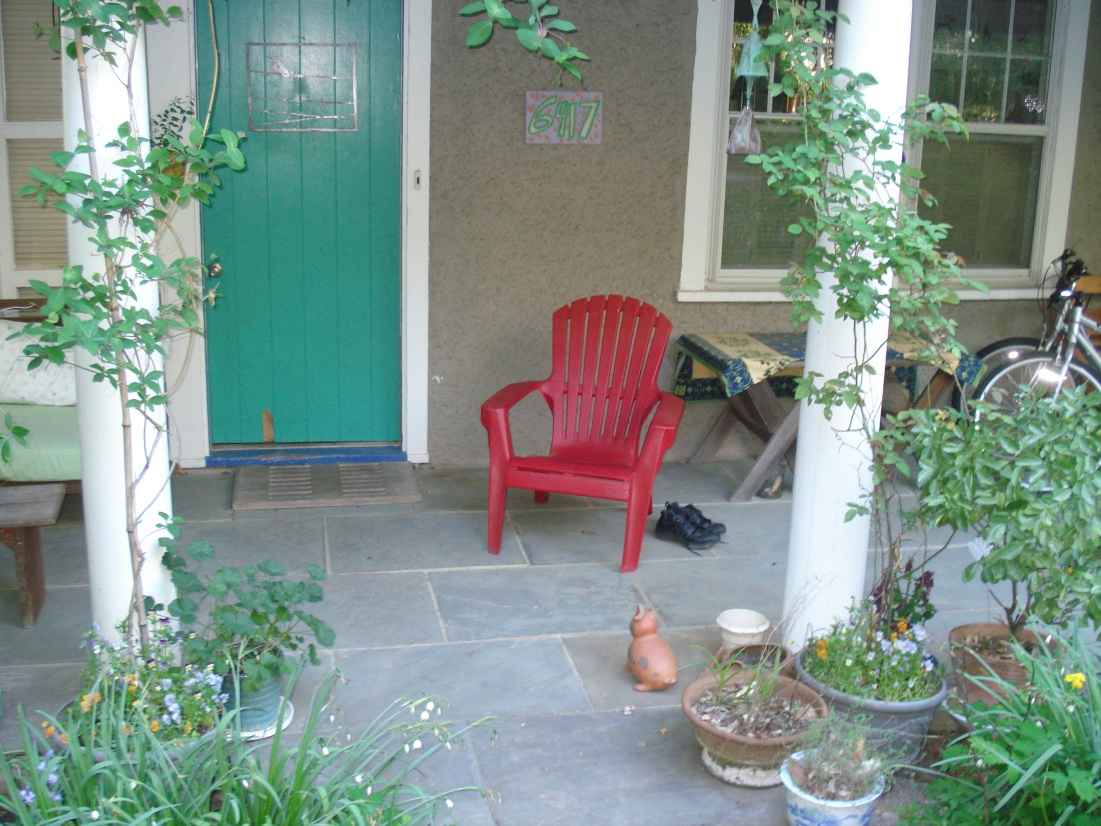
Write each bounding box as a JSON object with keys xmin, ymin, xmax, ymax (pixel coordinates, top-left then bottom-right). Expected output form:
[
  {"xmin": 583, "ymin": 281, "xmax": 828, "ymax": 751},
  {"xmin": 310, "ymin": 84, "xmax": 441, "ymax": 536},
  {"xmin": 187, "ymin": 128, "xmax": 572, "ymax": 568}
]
[
  {"xmin": 2, "ymin": 0, "xmax": 61, "ymax": 122},
  {"xmin": 962, "ymin": 55, "xmax": 1007, "ymax": 122},
  {"xmin": 930, "ymin": 53, "xmax": 962, "ymax": 108},
  {"xmin": 7, "ymin": 139, "xmax": 67, "ymax": 270},
  {"xmin": 721, "ymin": 122, "xmax": 813, "ymax": 269},
  {"xmin": 1006, "ymin": 58, "xmax": 1046, "ymax": 124},
  {"xmin": 933, "ymin": 0, "xmax": 968, "ymax": 50},
  {"xmin": 969, "ymin": 0, "xmax": 1011, "ymax": 52},
  {"xmin": 919, "ymin": 134, "xmax": 1042, "ymax": 268},
  {"xmin": 930, "ymin": 0, "xmax": 1052, "ymax": 126}
]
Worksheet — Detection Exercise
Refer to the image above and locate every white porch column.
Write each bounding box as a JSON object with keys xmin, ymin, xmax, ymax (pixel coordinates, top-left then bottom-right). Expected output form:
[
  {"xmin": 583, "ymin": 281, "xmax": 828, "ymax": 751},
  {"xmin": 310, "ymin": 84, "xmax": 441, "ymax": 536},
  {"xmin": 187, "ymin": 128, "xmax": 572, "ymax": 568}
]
[
  {"xmin": 62, "ymin": 30, "xmax": 175, "ymax": 636},
  {"xmin": 781, "ymin": 0, "xmax": 912, "ymax": 648}
]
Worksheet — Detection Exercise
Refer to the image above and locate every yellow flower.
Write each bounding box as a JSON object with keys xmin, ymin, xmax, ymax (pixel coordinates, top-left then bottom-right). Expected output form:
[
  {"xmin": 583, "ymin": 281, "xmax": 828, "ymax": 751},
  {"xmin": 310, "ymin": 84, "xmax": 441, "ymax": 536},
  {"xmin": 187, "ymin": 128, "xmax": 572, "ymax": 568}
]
[
  {"xmin": 897, "ymin": 619, "xmax": 909, "ymax": 633},
  {"xmin": 815, "ymin": 639, "xmax": 828, "ymax": 660},
  {"xmin": 80, "ymin": 692, "xmax": 102, "ymax": 712},
  {"xmin": 1065, "ymin": 672, "xmax": 1086, "ymax": 690},
  {"xmin": 150, "ymin": 720, "xmax": 159, "ymax": 732}
]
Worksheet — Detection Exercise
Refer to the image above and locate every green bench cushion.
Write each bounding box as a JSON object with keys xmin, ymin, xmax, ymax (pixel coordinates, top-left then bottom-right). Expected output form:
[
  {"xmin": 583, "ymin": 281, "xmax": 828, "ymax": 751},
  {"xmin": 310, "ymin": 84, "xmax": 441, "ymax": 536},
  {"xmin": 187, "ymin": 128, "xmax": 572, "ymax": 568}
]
[{"xmin": 0, "ymin": 404, "xmax": 80, "ymax": 482}]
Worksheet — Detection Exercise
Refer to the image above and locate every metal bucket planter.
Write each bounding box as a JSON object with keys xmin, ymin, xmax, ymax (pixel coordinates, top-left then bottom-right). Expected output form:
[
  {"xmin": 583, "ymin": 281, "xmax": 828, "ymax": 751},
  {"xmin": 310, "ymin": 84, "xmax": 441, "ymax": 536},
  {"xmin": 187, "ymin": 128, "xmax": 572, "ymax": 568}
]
[
  {"xmin": 794, "ymin": 654, "xmax": 946, "ymax": 764},
  {"xmin": 223, "ymin": 672, "xmax": 284, "ymax": 734}
]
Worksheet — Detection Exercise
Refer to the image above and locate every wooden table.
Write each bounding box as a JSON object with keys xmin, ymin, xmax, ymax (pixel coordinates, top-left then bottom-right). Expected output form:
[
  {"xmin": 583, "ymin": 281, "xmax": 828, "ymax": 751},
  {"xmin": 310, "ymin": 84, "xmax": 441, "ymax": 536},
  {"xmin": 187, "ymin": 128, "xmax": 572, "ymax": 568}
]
[
  {"xmin": 672, "ymin": 332, "xmax": 980, "ymax": 502},
  {"xmin": 0, "ymin": 483, "xmax": 66, "ymax": 626}
]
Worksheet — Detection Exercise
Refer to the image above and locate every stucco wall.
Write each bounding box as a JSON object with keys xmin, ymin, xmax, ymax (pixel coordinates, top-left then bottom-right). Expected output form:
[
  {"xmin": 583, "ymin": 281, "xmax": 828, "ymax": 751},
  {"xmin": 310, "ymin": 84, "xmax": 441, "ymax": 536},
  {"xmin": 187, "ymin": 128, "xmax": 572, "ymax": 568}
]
[
  {"xmin": 1068, "ymin": 0, "xmax": 1101, "ymax": 263},
  {"xmin": 425, "ymin": 0, "xmax": 1075, "ymax": 467}
]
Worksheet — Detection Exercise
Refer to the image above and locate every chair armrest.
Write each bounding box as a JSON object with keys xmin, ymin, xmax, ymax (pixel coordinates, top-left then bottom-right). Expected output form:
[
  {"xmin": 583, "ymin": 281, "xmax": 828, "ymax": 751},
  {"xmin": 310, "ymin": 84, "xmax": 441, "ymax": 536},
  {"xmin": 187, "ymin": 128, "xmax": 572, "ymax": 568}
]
[
  {"xmin": 481, "ymin": 380, "xmax": 545, "ymax": 418},
  {"xmin": 481, "ymin": 381, "xmax": 547, "ymax": 463},
  {"xmin": 638, "ymin": 392, "xmax": 685, "ymax": 469}
]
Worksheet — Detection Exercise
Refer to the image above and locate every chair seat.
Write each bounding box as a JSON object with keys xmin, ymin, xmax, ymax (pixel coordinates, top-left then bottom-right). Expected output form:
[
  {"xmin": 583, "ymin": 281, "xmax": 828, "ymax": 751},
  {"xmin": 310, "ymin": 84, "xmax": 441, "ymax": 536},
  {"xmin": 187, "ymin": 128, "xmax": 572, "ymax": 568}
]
[{"xmin": 507, "ymin": 455, "xmax": 636, "ymax": 501}]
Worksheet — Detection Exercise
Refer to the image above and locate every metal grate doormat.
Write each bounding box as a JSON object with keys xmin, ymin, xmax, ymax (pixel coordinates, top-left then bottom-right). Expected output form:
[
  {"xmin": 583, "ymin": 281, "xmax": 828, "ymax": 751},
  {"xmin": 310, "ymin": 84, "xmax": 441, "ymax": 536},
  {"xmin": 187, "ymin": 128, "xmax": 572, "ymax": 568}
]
[{"xmin": 232, "ymin": 463, "xmax": 421, "ymax": 510}]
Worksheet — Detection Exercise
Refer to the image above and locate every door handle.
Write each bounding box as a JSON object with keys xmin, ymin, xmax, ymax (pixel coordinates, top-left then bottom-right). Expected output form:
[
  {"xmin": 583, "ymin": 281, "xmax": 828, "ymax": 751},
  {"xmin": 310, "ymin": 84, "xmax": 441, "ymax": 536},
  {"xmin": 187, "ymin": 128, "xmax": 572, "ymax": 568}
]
[{"xmin": 208, "ymin": 262, "xmax": 224, "ymax": 279}]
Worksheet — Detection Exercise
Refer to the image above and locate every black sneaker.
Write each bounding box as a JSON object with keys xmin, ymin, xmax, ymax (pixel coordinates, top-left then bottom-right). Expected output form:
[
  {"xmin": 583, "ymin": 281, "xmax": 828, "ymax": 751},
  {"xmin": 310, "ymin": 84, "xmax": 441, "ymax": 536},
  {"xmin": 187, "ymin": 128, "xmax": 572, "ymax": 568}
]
[
  {"xmin": 655, "ymin": 503, "xmax": 722, "ymax": 551},
  {"xmin": 681, "ymin": 503, "xmax": 727, "ymax": 537}
]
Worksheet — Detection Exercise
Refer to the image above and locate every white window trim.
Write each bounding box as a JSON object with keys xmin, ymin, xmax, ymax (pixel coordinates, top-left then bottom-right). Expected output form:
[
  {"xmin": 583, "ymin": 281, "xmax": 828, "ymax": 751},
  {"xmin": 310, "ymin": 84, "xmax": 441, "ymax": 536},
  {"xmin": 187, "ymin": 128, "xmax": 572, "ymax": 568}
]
[{"xmin": 679, "ymin": 0, "xmax": 1089, "ymax": 303}]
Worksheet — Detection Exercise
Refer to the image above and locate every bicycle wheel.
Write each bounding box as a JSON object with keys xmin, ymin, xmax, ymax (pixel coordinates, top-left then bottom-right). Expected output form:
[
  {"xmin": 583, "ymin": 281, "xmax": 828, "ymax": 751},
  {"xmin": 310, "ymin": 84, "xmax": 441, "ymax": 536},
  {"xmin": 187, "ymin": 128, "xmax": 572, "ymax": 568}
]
[
  {"xmin": 973, "ymin": 352, "xmax": 1101, "ymax": 414},
  {"xmin": 951, "ymin": 336, "xmax": 1042, "ymax": 410}
]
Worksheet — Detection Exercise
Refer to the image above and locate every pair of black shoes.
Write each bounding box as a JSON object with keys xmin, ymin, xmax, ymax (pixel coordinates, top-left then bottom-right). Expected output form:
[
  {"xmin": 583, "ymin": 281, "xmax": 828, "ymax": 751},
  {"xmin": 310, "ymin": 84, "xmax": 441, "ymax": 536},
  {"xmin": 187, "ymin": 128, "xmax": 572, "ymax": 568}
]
[{"xmin": 654, "ymin": 502, "xmax": 726, "ymax": 551}]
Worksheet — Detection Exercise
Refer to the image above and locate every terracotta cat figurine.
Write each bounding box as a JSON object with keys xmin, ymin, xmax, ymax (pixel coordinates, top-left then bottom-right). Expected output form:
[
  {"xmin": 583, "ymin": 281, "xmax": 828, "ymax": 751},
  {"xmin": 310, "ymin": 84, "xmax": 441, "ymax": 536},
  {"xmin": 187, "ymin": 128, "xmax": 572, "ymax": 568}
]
[{"xmin": 625, "ymin": 604, "xmax": 678, "ymax": 692}]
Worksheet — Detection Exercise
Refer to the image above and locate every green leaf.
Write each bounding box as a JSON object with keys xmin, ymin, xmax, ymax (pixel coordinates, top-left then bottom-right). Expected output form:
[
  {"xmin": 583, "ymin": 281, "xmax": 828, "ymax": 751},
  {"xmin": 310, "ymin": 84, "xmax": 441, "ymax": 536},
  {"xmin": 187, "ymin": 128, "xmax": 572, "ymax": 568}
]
[
  {"xmin": 516, "ymin": 27, "xmax": 541, "ymax": 51},
  {"xmin": 466, "ymin": 19, "xmax": 494, "ymax": 46}
]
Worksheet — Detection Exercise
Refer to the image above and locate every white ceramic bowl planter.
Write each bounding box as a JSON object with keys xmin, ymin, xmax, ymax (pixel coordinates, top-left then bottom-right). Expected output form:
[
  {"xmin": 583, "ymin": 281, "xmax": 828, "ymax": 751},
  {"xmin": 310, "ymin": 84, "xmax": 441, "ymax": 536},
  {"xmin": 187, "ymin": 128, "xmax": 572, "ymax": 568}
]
[
  {"xmin": 716, "ymin": 609, "xmax": 770, "ymax": 648},
  {"xmin": 779, "ymin": 750, "xmax": 886, "ymax": 826}
]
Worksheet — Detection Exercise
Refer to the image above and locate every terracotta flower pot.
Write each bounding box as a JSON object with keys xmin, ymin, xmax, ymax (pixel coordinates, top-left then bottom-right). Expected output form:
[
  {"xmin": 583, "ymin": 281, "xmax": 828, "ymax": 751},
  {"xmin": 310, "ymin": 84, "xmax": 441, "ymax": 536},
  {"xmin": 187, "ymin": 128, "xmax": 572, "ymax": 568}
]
[
  {"xmin": 681, "ymin": 671, "xmax": 828, "ymax": 788},
  {"xmin": 948, "ymin": 622, "xmax": 1047, "ymax": 707}
]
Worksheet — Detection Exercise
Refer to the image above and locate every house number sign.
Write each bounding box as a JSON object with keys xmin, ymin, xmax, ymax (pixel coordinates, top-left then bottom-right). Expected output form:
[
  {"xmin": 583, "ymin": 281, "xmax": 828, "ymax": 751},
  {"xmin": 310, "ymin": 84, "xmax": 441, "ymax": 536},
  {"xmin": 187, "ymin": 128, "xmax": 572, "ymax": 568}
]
[{"xmin": 525, "ymin": 91, "xmax": 602, "ymax": 144}]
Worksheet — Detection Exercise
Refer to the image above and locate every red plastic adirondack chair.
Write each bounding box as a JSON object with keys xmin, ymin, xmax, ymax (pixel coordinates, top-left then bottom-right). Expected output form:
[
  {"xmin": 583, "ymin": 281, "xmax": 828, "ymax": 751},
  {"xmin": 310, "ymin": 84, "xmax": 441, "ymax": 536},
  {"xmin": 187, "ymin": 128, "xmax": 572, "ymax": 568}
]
[{"xmin": 481, "ymin": 295, "xmax": 685, "ymax": 572}]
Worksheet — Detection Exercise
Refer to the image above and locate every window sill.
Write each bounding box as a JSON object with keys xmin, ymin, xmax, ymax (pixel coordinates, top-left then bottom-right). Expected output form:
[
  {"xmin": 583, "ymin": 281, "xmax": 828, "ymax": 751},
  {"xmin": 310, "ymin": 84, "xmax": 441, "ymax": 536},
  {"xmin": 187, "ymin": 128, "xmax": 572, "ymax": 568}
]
[{"xmin": 677, "ymin": 286, "xmax": 1043, "ymax": 304}]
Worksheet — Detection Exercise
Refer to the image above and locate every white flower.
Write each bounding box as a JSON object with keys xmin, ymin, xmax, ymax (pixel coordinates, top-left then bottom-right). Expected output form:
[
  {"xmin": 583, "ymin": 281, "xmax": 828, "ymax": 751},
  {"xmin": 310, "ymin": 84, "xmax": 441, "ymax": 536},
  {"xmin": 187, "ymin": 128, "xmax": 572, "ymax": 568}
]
[
  {"xmin": 355, "ymin": 774, "xmax": 363, "ymax": 784},
  {"xmin": 446, "ymin": 799, "xmax": 454, "ymax": 810},
  {"xmin": 426, "ymin": 701, "xmax": 435, "ymax": 712},
  {"xmin": 404, "ymin": 743, "xmax": 410, "ymax": 753},
  {"xmin": 413, "ymin": 739, "xmax": 423, "ymax": 750},
  {"xmin": 420, "ymin": 710, "xmax": 431, "ymax": 721},
  {"xmin": 968, "ymin": 536, "xmax": 993, "ymax": 561},
  {"xmin": 90, "ymin": 813, "xmax": 100, "ymax": 821},
  {"xmin": 322, "ymin": 747, "xmax": 330, "ymax": 756}
]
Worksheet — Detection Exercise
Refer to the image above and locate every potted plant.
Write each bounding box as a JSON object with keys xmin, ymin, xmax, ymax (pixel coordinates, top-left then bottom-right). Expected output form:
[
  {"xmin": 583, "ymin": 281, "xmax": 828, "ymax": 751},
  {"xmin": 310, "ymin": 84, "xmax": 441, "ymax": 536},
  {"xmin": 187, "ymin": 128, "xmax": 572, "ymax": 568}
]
[
  {"xmin": 879, "ymin": 387, "xmax": 1101, "ymax": 704},
  {"xmin": 793, "ymin": 570, "xmax": 947, "ymax": 763},
  {"xmin": 161, "ymin": 532, "xmax": 336, "ymax": 732},
  {"xmin": 779, "ymin": 714, "xmax": 894, "ymax": 826},
  {"xmin": 682, "ymin": 646, "xmax": 828, "ymax": 787}
]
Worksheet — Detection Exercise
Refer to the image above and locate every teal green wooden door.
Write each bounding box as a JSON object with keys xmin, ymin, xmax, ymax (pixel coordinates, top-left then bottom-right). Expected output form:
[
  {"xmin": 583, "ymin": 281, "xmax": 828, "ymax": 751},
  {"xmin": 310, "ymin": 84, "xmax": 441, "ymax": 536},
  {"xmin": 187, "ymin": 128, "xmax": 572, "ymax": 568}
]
[{"xmin": 198, "ymin": 0, "xmax": 401, "ymax": 444}]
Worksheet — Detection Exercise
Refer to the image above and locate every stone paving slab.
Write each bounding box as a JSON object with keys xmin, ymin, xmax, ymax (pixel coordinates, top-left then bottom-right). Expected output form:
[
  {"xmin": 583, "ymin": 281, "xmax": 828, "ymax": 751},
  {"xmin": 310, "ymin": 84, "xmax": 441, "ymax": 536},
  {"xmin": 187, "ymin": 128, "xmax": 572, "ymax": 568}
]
[
  {"xmin": 474, "ymin": 707, "xmax": 790, "ymax": 826},
  {"xmin": 511, "ymin": 506, "xmax": 719, "ymax": 567},
  {"xmin": 332, "ymin": 638, "xmax": 593, "ymax": 722},
  {"xmin": 430, "ymin": 565, "xmax": 646, "ymax": 642},
  {"xmin": 327, "ymin": 511, "xmax": 515, "ymax": 573}
]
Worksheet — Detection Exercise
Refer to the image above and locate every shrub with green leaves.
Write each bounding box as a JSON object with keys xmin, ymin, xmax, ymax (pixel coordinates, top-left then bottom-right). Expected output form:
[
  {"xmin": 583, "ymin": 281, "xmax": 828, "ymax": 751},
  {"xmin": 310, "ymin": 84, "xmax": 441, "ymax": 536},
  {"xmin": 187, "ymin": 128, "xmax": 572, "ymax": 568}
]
[
  {"xmin": 160, "ymin": 520, "xmax": 336, "ymax": 692},
  {"xmin": 879, "ymin": 386, "xmax": 1101, "ymax": 638},
  {"xmin": 905, "ymin": 624, "xmax": 1101, "ymax": 825}
]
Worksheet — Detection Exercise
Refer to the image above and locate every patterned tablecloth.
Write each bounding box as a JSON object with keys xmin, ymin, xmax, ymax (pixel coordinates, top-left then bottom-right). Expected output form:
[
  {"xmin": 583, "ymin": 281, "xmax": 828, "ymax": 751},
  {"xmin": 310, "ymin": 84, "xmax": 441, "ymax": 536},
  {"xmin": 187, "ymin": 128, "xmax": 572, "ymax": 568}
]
[{"xmin": 673, "ymin": 331, "xmax": 981, "ymax": 402}]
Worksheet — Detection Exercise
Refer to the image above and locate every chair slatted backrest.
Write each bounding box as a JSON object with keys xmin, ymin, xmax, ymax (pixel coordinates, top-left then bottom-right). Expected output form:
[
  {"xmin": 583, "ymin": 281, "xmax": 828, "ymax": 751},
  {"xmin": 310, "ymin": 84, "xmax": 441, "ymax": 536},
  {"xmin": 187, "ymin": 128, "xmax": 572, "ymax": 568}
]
[{"xmin": 547, "ymin": 296, "xmax": 672, "ymax": 463}]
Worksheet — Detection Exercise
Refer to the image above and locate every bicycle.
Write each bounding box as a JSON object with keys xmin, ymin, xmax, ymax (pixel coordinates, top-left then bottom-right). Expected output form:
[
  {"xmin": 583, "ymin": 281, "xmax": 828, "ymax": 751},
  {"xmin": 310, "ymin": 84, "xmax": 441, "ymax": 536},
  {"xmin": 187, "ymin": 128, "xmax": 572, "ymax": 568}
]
[
  {"xmin": 972, "ymin": 251, "xmax": 1101, "ymax": 409},
  {"xmin": 951, "ymin": 250, "xmax": 1083, "ymax": 408}
]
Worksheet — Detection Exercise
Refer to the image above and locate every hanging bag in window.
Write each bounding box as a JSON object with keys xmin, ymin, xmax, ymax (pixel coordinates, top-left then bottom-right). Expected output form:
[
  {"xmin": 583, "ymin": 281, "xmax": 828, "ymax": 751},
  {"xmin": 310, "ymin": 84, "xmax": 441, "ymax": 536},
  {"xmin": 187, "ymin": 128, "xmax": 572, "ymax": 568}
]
[{"xmin": 728, "ymin": 105, "xmax": 762, "ymax": 155}]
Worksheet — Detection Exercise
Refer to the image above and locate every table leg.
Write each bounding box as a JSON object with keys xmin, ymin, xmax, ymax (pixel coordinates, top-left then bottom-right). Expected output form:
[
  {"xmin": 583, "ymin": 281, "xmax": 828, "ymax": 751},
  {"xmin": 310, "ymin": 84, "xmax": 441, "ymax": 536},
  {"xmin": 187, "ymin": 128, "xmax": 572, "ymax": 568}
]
[
  {"xmin": 0, "ymin": 526, "xmax": 45, "ymax": 627},
  {"xmin": 690, "ymin": 402, "xmax": 741, "ymax": 464},
  {"xmin": 730, "ymin": 405, "xmax": 800, "ymax": 503}
]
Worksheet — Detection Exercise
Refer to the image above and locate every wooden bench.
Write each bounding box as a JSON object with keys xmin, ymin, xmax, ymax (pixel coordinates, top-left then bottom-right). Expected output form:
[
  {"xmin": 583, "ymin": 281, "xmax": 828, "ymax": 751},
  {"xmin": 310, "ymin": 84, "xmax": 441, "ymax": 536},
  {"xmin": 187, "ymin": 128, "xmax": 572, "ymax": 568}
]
[{"xmin": 0, "ymin": 483, "xmax": 66, "ymax": 627}]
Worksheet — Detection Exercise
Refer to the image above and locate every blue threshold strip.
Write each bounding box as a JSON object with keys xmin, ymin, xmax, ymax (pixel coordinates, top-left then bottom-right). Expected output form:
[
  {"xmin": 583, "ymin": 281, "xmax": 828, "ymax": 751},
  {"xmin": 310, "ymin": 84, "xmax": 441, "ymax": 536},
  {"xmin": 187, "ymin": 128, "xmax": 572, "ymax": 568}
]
[{"xmin": 207, "ymin": 445, "xmax": 407, "ymax": 467}]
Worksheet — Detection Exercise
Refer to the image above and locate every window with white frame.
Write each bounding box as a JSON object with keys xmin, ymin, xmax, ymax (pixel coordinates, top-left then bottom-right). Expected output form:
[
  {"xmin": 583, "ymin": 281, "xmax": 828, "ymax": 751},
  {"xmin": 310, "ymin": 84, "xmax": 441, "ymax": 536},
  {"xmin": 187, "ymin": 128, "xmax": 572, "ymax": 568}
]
[
  {"xmin": 0, "ymin": 0, "xmax": 65, "ymax": 299},
  {"xmin": 679, "ymin": 0, "xmax": 1088, "ymax": 300}
]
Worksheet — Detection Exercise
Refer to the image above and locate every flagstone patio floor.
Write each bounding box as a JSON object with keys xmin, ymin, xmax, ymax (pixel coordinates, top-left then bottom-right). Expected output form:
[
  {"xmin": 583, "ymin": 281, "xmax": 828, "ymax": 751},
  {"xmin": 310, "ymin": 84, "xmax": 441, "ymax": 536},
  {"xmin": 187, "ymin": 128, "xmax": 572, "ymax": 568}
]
[{"xmin": 0, "ymin": 459, "xmax": 1000, "ymax": 824}]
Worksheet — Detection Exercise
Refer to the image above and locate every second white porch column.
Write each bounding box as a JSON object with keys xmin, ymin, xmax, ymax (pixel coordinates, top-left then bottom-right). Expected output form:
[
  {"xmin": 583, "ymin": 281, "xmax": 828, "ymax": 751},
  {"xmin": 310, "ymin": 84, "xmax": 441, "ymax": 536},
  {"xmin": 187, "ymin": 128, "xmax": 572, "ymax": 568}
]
[
  {"xmin": 781, "ymin": 0, "xmax": 912, "ymax": 648},
  {"xmin": 62, "ymin": 29, "xmax": 175, "ymax": 637}
]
